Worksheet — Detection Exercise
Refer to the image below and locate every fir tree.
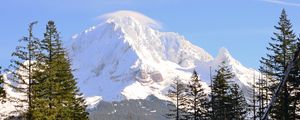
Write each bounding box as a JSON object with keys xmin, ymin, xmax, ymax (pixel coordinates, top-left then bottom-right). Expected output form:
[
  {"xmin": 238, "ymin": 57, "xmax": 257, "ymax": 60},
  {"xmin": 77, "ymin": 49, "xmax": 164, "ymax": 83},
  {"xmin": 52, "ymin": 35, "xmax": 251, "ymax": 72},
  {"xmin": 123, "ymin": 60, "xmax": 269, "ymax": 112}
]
[
  {"xmin": 165, "ymin": 77, "xmax": 187, "ymax": 120},
  {"xmin": 31, "ymin": 20, "xmax": 61, "ymax": 119},
  {"xmin": 7, "ymin": 21, "xmax": 39, "ymax": 119},
  {"xmin": 260, "ymin": 9, "xmax": 299, "ymax": 119},
  {"xmin": 53, "ymin": 47, "xmax": 88, "ymax": 120},
  {"xmin": 32, "ymin": 21, "xmax": 88, "ymax": 119},
  {"xmin": 248, "ymin": 74, "xmax": 260, "ymax": 120},
  {"xmin": 0, "ymin": 66, "xmax": 6, "ymax": 102},
  {"xmin": 184, "ymin": 70, "xmax": 209, "ymax": 120},
  {"xmin": 255, "ymin": 72, "xmax": 271, "ymax": 120},
  {"xmin": 210, "ymin": 62, "xmax": 247, "ymax": 120},
  {"xmin": 210, "ymin": 62, "xmax": 233, "ymax": 120},
  {"xmin": 228, "ymin": 83, "xmax": 247, "ymax": 119}
]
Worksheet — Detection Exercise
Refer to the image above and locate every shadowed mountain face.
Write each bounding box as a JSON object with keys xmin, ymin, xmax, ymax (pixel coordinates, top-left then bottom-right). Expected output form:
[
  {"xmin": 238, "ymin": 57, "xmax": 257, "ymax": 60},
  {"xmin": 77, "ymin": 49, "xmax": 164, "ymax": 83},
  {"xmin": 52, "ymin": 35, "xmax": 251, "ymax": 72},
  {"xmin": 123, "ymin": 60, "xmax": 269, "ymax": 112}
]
[{"xmin": 88, "ymin": 95, "xmax": 171, "ymax": 120}]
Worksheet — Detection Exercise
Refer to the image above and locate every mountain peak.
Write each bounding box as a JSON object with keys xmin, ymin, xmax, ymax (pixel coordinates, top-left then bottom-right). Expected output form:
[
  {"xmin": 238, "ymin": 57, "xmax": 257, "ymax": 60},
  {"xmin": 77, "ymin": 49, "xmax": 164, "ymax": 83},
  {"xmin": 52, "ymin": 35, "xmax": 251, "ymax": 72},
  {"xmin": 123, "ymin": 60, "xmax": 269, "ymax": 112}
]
[
  {"xmin": 215, "ymin": 47, "xmax": 233, "ymax": 62},
  {"xmin": 214, "ymin": 47, "xmax": 243, "ymax": 67},
  {"xmin": 214, "ymin": 47, "xmax": 246, "ymax": 73},
  {"xmin": 69, "ymin": 11, "xmax": 257, "ymax": 102},
  {"xmin": 218, "ymin": 47, "xmax": 231, "ymax": 57},
  {"xmin": 71, "ymin": 11, "xmax": 214, "ymax": 101},
  {"xmin": 99, "ymin": 10, "xmax": 161, "ymax": 29}
]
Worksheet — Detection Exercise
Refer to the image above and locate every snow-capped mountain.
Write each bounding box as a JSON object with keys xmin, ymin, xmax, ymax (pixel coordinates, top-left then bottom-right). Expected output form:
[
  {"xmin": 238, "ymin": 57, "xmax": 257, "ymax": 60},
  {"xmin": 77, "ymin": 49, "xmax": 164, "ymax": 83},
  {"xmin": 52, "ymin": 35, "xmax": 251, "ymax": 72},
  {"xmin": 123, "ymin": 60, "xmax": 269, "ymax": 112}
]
[
  {"xmin": 0, "ymin": 11, "xmax": 260, "ymax": 119},
  {"xmin": 70, "ymin": 10, "xmax": 259, "ymax": 104}
]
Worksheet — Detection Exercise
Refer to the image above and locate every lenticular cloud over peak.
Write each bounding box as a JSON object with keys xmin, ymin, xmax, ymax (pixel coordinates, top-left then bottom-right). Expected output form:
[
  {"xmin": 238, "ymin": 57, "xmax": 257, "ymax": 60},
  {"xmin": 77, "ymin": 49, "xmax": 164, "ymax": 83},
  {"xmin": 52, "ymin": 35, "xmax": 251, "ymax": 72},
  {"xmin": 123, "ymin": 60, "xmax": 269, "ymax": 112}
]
[{"xmin": 98, "ymin": 10, "xmax": 161, "ymax": 29}]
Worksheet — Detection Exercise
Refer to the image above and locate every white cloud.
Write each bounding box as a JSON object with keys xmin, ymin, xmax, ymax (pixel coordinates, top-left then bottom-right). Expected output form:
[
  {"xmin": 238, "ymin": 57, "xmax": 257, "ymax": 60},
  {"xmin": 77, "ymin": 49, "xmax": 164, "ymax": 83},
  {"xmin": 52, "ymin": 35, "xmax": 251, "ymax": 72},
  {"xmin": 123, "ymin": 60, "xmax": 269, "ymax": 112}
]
[
  {"xmin": 262, "ymin": 0, "xmax": 300, "ymax": 7},
  {"xmin": 96, "ymin": 10, "xmax": 162, "ymax": 29}
]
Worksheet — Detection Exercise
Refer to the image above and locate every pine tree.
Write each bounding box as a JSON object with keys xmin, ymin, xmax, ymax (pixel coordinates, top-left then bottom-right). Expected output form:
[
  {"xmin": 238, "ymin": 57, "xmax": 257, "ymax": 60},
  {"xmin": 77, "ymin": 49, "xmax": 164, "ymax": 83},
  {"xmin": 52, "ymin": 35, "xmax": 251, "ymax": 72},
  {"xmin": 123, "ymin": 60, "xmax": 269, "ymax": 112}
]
[
  {"xmin": 31, "ymin": 20, "xmax": 61, "ymax": 119},
  {"xmin": 7, "ymin": 21, "xmax": 39, "ymax": 119},
  {"xmin": 32, "ymin": 21, "xmax": 88, "ymax": 119},
  {"xmin": 290, "ymin": 61, "xmax": 300, "ymax": 119},
  {"xmin": 228, "ymin": 83, "xmax": 247, "ymax": 119},
  {"xmin": 210, "ymin": 62, "xmax": 233, "ymax": 120},
  {"xmin": 250, "ymin": 74, "xmax": 257, "ymax": 120},
  {"xmin": 254, "ymin": 74, "xmax": 262, "ymax": 119},
  {"xmin": 0, "ymin": 67, "xmax": 7, "ymax": 120},
  {"xmin": 184, "ymin": 70, "xmax": 209, "ymax": 120},
  {"xmin": 0, "ymin": 66, "xmax": 6, "ymax": 102},
  {"xmin": 210, "ymin": 62, "xmax": 247, "ymax": 120},
  {"xmin": 255, "ymin": 72, "xmax": 271, "ymax": 119},
  {"xmin": 53, "ymin": 47, "xmax": 88, "ymax": 120},
  {"xmin": 165, "ymin": 77, "xmax": 187, "ymax": 120},
  {"xmin": 259, "ymin": 9, "xmax": 299, "ymax": 119}
]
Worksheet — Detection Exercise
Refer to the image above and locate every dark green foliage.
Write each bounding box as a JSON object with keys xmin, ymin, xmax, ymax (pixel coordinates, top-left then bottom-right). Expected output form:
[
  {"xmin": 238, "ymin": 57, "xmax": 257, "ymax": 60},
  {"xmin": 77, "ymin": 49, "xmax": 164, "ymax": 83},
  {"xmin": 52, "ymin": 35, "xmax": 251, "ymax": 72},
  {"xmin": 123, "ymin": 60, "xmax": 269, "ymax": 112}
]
[
  {"xmin": 31, "ymin": 21, "xmax": 88, "ymax": 120},
  {"xmin": 254, "ymin": 72, "xmax": 271, "ymax": 120},
  {"xmin": 165, "ymin": 77, "xmax": 188, "ymax": 120},
  {"xmin": 7, "ymin": 21, "xmax": 39, "ymax": 119},
  {"xmin": 0, "ymin": 67, "xmax": 6, "ymax": 118},
  {"xmin": 259, "ymin": 9, "xmax": 300, "ymax": 119},
  {"xmin": 184, "ymin": 70, "xmax": 209, "ymax": 120},
  {"xmin": 210, "ymin": 62, "xmax": 247, "ymax": 120},
  {"xmin": 5, "ymin": 20, "xmax": 88, "ymax": 120},
  {"xmin": 0, "ymin": 66, "xmax": 6, "ymax": 102},
  {"xmin": 4, "ymin": 114, "xmax": 26, "ymax": 120},
  {"xmin": 210, "ymin": 62, "xmax": 233, "ymax": 120},
  {"xmin": 228, "ymin": 84, "xmax": 247, "ymax": 119},
  {"xmin": 71, "ymin": 91, "xmax": 89, "ymax": 120}
]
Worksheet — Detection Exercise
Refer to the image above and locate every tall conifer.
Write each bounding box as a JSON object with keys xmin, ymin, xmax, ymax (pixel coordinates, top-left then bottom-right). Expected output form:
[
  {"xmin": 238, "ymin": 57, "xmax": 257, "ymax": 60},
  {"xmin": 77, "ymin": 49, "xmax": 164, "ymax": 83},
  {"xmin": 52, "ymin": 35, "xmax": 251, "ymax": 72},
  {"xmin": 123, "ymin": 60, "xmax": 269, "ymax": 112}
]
[
  {"xmin": 32, "ymin": 21, "xmax": 88, "ymax": 119},
  {"xmin": 184, "ymin": 70, "xmax": 209, "ymax": 120},
  {"xmin": 165, "ymin": 77, "xmax": 187, "ymax": 120},
  {"xmin": 0, "ymin": 67, "xmax": 5, "ymax": 102},
  {"xmin": 210, "ymin": 62, "xmax": 233, "ymax": 120},
  {"xmin": 228, "ymin": 83, "xmax": 247, "ymax": 119},
  {"xmin": 8, "ymin": 21, "xmax": 39, "ymax": 119},
  {"xmin": 260, "ymin": 9, "xmax": 299, "ymax": 119},
  {"xmin": 210, "ymin": 62, "xmax": 247, "ymax": 120}
]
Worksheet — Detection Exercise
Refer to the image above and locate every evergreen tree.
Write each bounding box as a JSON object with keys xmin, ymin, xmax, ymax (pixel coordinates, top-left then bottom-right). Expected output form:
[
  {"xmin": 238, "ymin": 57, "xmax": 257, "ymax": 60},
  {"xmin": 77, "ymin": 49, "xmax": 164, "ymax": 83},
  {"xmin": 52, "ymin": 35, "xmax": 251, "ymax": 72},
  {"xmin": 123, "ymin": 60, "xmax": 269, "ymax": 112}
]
[
  {"xmin": 210, "ymin": 62, "xmax": 233, "ymax": 120},
  {"xmin": 7, "ymin": 21, "xmax": 39, "ymax": 119},
  {"xmin": 53, "ymin": 46, "xmax": 88, "ymax": 120},
  {"xmin": 0, "ymin": 66, "xmax": 6, "ymax": 102},
  {"xmin": 249, "ymin": 74, "xmax": 257, "ymax": 120},
  {"xmin": 184, "ymin": 70, "xmax": 209, "ymax": 120},
  {"xmin": 165, "ymin": 77, "xmax": 187, "ymax": 120},
  {"xmin": 255, "ymin": 72, "xmax": 271, "ymax": 120},
  {"xmin": 290, "ymin": 59, "xmax": 300, "ymax": 119},
  {"xmin": 32, "ymin": 21, "xmax": 88, "ymax": 120},
  {"xmin": 210, "ymin": 62, "xmax": 247, "ymax": 120},
  {"xmin": 228, "ymin": 83, "xmax": 247, "ymax": 119},
  {"xmin": 259, "ymin": 9, "xmax": 299, "ymax": 119},
  {"xmin": 255, "ymin": 74, "xmax": 262, "ymax": 119}
]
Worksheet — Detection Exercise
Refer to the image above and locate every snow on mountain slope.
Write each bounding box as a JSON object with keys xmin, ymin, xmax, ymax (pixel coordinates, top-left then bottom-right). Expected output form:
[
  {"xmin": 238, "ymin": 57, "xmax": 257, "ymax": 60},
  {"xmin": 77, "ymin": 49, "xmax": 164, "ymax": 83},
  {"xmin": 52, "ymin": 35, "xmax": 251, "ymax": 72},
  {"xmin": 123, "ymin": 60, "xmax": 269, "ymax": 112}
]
[
  {"xmin": 0, "ymin": 72, "xmax": 27, "ymax": 119},
  {"xmin": 86, "ymin": 96, "xmax": 102, "ymax": 109},
  {"xmin": 196, "ymin": 47, "xmax": 259, "ymax": 103},
  {"xmin": 70, "ymin": 10, "xmax": 259, "ymax": 103},
  {"xmin": 0, "ymin": 11, "xmax": 260, "ymax": 117}
]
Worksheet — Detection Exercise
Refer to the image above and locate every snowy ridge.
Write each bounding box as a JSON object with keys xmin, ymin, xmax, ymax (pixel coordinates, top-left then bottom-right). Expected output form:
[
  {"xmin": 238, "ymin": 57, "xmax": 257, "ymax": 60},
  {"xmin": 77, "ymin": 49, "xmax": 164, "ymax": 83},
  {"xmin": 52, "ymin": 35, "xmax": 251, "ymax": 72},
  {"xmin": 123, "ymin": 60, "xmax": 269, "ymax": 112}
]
[
  {"xmin": 197, "ymin": 47, "xmax": 259, "ymax": 103},
  {"xmin": 85, "ymin": 96, "xmax": 102, "ymax": 109},
  {"xmin": 70, "ymin": 10, "xmax": 259, "ymax": 103}
]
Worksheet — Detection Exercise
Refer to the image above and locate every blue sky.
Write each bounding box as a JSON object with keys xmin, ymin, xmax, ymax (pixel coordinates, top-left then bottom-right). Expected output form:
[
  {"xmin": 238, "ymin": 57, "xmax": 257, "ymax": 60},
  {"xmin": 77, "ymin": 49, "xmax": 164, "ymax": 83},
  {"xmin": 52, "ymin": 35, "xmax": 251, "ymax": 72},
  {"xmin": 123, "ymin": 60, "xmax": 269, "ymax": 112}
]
[{"xmin": 1, "ymin": 0, "xmax": 300, "ymax": 69}]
